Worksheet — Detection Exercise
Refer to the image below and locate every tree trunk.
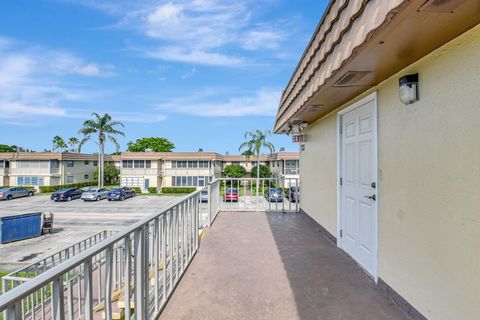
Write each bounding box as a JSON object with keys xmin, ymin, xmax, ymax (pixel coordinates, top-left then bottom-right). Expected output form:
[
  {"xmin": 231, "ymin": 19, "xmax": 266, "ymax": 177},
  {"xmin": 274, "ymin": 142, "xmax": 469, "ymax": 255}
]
[
  {"xmin": 256, "ymin": 154, "xmax": 260, "ymax": 197},
  {"xmin": 99, "ymin": 135, "xmax": 105, "ymax": 188}
]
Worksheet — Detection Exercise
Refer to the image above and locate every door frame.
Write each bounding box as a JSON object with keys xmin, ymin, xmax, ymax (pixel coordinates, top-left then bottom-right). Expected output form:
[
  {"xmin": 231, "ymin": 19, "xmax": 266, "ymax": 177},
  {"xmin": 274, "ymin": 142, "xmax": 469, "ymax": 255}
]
[{"xmin": 336, "ymin": 91, "xmax": 379, "ymax": 282}]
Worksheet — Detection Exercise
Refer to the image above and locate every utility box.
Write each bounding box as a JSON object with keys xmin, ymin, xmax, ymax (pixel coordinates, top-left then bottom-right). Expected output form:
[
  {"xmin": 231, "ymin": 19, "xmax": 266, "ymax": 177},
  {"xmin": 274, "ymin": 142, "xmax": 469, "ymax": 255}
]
[{"xmin": 0, "ymin": 212, "xmax": 43, "ymax": 244}]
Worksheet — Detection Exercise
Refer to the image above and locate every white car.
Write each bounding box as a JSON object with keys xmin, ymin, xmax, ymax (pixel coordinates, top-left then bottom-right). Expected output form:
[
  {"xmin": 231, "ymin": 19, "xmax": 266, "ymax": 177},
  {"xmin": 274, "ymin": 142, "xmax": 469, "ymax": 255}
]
[{"xmin": 81, "ymin": 188, "xmax": 109, "ymax": 201}]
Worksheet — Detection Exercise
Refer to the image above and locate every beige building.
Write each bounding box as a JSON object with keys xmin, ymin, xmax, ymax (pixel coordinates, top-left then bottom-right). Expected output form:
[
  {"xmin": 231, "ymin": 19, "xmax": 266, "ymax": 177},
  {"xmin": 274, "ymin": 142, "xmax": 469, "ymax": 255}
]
[
  {"xmin": 274, "ymin": 1, "xmax": 480, "ymax": 319},
  {"xmin": 119, "ymin": 152, "xmax": 224, "ymax": 191},
  {"xmin": 0, "ymin": 151, "xmax": 299, "ymax": 192},
  {"xmin": 0, "ymin": 153, "xmax": 102, "ymax": 189}
]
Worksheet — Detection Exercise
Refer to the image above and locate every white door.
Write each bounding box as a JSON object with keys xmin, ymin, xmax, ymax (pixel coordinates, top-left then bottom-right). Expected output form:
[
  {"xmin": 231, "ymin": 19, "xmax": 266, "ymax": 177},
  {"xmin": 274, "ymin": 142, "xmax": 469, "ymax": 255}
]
[{"xmin": 340, "ymin": 96, "xmax": 377, "ymax": 278}]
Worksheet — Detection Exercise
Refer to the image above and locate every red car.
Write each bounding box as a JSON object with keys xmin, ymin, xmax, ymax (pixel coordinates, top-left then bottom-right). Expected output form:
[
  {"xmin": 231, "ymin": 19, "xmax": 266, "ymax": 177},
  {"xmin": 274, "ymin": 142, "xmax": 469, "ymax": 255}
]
[{"xmin": 224, "ymin": 188, "xmax": 239, "ymax": 202}]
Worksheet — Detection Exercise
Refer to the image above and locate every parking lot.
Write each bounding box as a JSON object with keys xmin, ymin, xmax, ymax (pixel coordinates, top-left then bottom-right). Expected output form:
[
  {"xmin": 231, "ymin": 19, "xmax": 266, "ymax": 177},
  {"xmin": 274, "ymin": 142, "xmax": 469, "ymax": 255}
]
[{"xmin": 0, "ymin": 194, "xmax": 183, "ymax": 271}]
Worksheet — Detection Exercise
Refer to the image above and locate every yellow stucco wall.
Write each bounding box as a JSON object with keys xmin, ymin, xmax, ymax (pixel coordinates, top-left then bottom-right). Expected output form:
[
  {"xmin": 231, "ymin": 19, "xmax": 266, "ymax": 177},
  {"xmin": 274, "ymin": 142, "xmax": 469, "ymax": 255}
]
[
  {"xmin": 300, "ymin": 24, "xmax": 480, "ymax": 319},
  {"xmin": 300, "ymin": 112, "xmax": 338, "ymax": 236}
]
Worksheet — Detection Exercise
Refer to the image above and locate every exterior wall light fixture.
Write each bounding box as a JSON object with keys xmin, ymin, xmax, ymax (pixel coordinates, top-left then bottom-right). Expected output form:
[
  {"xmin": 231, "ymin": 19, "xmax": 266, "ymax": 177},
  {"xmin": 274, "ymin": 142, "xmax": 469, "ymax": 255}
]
[{"xmin": 399, "ymin": 73, "xmax": 419, "ymax": 105}]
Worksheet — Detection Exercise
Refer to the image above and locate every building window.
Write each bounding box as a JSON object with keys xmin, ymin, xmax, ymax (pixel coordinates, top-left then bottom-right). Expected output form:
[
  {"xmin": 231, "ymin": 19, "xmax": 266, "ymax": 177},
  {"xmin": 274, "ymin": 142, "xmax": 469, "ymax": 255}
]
[
  {"xmin": 121, "ymin": 177, "xmax": 143, "ymax": 186},
  {"xmin": 146, "ymin": 160, "xmax": 151, "ymax": 168},
  {"xmin": 0, "ymin": 161, "xmax": 3, "ymax": 169},
  {"xmin": 17, "ymin": 176, "xmax": 44, "ymax": 186},
  {"xmin": 84, "ymin": 174, "xmax": 89, "ymax": 180},
  {"xmin": 50, "ymin": 160, "xmax": 60, "ymax": 169},
  {"xmin": 172, "ymin": 160, "xmax": 209, "ymax": 169},
  {"xmin": 134, "ymin": 160, "xmax": 145, "ymax": 168},
  {"xmin": 172, "ymin": 176, "xmax": 210, "ymax": 187},
  {"xmin": 123, "ymin": 160, "xmax": 133, "ymax": 168},
  {"xmin": 66, "ymin": 160, "xmax": 74, "ymax": 167},
  {"xmin": 66, "ymin": 176, "xmax": 74, "ymax": 183},
  {"xmin": 84, "ymin": 160, "xmax": 89, "ymax": 165},
  {"xmin": 93, "ymin": 161, "xmax": 98, "ymax": 166},
  {"xmin": 285, "ymin": 160, "xmax": 299, "ymax": 175}
]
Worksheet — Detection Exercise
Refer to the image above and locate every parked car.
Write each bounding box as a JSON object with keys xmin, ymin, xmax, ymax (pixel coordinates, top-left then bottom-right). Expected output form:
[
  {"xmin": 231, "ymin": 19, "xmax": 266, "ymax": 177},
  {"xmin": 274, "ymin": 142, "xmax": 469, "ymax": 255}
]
[
  {"xmin": 286, "ymin": 186, "xmax": 300, "ymax": 202},
  {"xmin": 107, "ymin": 187, "xmax": 135, "ymax": 201},
  {"xmin": 265, "ymin": 188, "xmax": 284, "ymax": 202},
  {"xmin": 224, "ymin": 188, "xmax": 239, "ymax": 202},
  {"xmin": 81, "ymin": 188, "xmax": 110, "ymax": 201},
  {"xmin": 51, "ymin": 188, "xmax": 83, "ymax": 202},
  {"xmin": 200, "ymin": 189, "xmax": 209, "ymax": 203},
  {"xmin": 0, "ymin": 187, "xmax": 34, "ymax": 200}
]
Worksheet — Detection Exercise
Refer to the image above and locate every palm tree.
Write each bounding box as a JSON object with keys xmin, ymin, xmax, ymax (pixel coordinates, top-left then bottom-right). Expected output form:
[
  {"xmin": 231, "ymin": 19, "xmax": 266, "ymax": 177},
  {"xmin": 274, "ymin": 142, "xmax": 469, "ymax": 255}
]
[
  {"xmin": 68, "ymin": 137, "xmax": 79, "ymax": 152},
  {"xmin": 239, "ymin": 130, "xmax": 275, "ymax": 196},
  {"xmin": 79, "ymin": 113, "xmax": 125, "ymax": 187},
  {"xmin": 52, "ymin": 136, "xmax": 66, "ymax": 152}
]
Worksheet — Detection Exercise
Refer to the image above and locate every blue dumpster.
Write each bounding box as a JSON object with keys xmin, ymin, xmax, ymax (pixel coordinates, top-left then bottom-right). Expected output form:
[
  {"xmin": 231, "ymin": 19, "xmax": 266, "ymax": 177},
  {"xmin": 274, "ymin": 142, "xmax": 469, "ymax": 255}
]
[{"xmin": 0, "ymin": 212, "xmax": 43, "ymax": 244}]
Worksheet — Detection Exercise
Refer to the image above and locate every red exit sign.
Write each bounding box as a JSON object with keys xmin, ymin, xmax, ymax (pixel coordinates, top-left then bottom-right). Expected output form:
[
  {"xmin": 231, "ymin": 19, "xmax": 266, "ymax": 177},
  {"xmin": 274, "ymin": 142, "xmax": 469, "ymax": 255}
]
[{"xmin": 292, "ymin": 134, "xmax": 305, "ymax": 143}]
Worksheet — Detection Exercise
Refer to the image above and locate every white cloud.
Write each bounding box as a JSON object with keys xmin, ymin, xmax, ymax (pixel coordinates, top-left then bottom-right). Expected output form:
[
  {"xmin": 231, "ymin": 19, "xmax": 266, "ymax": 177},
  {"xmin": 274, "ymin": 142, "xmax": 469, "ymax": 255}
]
[
  {"xmin": 146, "ymin": 46, "xmax": 245, "ymax": 66},
  {"xmin": 0, "ymin": 37, "xmax": 164, "ymax": 125},
  {"xmin": 155, "ymin": 88, "xmax": 281, "ymax": 117},
  {"xmin": 71, "ymin": 0, "xmax": 286, "ymax": 66},
  {"xmin": 242, "ymin": 30, "xmax": 283, "ymax": 50}
]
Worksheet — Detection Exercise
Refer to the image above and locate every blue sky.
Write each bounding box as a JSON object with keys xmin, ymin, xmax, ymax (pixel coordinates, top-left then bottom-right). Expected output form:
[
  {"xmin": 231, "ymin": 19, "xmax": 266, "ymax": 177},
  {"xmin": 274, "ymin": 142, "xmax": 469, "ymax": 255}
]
[{"xmin": 0, "ymin": 0, "xmax": 328, "ymax": 154}]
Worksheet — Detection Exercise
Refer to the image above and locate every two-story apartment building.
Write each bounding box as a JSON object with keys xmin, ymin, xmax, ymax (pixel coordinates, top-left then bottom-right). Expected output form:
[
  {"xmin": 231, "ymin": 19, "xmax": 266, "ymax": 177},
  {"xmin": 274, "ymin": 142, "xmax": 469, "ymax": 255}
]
[
  {"xmin": 0, "ymin": 151, "xmax": 299, "ymax": 191},
  {"xmin": 119, "ymin": 152, "xmax": 223, "ymax": 191},
  {"xmin": 0, "ymin": 152, "xmax": 103, "ymax": 188}
]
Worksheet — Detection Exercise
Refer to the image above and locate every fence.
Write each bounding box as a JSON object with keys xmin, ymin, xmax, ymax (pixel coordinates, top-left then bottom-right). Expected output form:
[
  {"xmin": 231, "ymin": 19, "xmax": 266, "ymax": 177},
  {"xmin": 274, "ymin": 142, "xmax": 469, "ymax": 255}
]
[
  {"xmin": 211, "ymin": 177, "xmax": 300, "ymax": 215},
  {"xmin": 0, "ymin": 177, "xmax": 299, "ymax": 319},
  {"xmin": 0, "ymin": 189, "xmax": 202, "ymax": 320}
]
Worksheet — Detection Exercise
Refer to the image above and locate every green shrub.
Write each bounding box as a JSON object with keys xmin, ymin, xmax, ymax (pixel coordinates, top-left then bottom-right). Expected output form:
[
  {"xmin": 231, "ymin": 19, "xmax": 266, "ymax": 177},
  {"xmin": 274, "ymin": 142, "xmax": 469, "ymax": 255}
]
[
  {"xmin": 223, "ymin": 164, "xmax": 247, "ymax": 178},
  {"xmin": 162, "ymin": 187, "xmax": 196, "ymax": 194},
  {"xmin": 131, "ymin": 187, "xmax": 142, "ymax": 193},
  {"xmin": 148, "ymin": 187, "xmax": 158, "ymax": 193},
  {"xmin": 39, "ymin": 181, "xmax": 98, "ymax": 193}
]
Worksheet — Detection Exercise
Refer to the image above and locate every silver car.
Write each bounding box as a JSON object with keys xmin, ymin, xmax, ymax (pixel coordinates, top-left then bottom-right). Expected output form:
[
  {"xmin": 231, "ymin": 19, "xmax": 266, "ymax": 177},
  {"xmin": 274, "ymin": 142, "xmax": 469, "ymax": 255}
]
[
  {"xmin": 0, "ymin": 187, "xmax": 34, "ymax": 200},
  {"xmin": 81, "ymin": 188, "xmax": 109, "ymax": 201}
]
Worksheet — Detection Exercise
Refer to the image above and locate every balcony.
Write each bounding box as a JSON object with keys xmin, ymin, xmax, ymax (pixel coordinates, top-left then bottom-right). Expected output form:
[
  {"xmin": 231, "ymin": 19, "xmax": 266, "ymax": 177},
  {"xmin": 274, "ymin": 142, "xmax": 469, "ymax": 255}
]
[
  {"xmin": 9, "ymin": 168, "xmax": 60, "ymax": 176},
  {"xmin": 0, "ymin": 178, "xmax": 409, "ymax": 320},
  {"xmin": 120, "ymin": 168, "xmax": 161, "ymax": 176}
]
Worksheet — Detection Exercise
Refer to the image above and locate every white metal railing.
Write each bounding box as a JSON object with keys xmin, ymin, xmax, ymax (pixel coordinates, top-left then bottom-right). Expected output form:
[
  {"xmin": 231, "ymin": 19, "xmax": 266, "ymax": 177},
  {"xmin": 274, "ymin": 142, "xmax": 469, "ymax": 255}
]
[
  {"xmin": 207, "ymin": 177, "xmax": 300, "ymax": 217},
  {"xmin": 0, "ymin": 190, "xmax": 202, "ymax": 320},
  {"xmin": 2, "ymin": 230, "xmax": 112, "ymax": 291}
]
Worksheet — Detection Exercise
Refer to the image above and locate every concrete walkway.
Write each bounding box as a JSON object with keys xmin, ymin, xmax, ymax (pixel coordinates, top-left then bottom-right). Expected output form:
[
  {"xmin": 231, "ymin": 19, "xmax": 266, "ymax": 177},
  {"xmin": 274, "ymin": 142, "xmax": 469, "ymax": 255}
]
[{"xmin": 160, "ymin": 212, "xmax": 410, "ymax": 320}]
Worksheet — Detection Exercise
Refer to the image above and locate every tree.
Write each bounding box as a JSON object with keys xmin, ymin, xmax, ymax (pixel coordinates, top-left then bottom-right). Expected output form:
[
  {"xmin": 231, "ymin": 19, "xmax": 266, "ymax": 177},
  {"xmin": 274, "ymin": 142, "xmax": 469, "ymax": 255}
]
[
  {"xmin": 250, "ymin": 164, "xmax": 272, "ymax": 178},
  {"xmin": 68, "ymin": 137, "xmax": 79, "ymax": 152},
  {"xmin": 127, "ymin": 137, "xmax": 175, "ymax": 152},
  {"xmin": 93, "ymin": 163, "xmax": 120, "ymax": 185},
  {"xmin": 0, "ymin": 145, "xmax": 17, "ymax": 152},
  {"xmin": 224, "ymin": 164, "xmax": 247, "ymax": 178},
  {"xmin": 239, "ymin": 130, "xmax": 275, "ymax": 196},
  {"xmin": 241, "ymin": 150, "xmax": 254, "ymax": 156},
  {"xmin": 52, "ymin": 136, "xmax": 67, "ymax": 152},
  {"xmin": 79, "ymin": 113, "xmax": 125, "ymax": 187}
]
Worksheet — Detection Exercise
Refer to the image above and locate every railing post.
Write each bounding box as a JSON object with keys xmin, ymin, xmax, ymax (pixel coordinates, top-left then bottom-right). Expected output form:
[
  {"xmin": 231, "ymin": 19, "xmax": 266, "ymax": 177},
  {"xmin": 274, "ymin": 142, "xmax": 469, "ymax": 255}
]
[
  {"xmin": 5, "ymin": 301, "xmax": 21, "ymax": 320},
  {"xmin": 123, "ymin": 235, "xmax": 131, "ymax": 320},
  {"xmin": 105, "ymin": 246, "xmax": 113, "ymax": 320},
  {"xmin": 207, "ymin": 183, "xmax": 212, "ymax": 226},
  {"xmin": 84, "ymin": 259, "xmax": 93, "ymax": 320},
  {"xmin": 133, "ymin": 227, "xmax": 146, "ymax": 320},
  {"xmin": 52, "ymin": 276, "xmax": 65, "ymax": 320}
]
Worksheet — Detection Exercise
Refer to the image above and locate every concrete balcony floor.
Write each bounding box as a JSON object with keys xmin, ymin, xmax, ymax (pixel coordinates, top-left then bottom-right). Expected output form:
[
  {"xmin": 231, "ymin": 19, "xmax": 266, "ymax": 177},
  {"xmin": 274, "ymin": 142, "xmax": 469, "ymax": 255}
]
[{"xmin": 160, "ymin": 211, "xmax": 410, "ymax": 320}]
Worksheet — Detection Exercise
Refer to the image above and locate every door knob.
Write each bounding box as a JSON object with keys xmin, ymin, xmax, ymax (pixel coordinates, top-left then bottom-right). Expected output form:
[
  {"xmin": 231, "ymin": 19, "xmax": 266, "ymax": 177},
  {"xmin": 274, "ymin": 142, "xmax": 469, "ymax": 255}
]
[{"xmin": 364, "ymin": 194, "xmax": 376, "ymax": 201}]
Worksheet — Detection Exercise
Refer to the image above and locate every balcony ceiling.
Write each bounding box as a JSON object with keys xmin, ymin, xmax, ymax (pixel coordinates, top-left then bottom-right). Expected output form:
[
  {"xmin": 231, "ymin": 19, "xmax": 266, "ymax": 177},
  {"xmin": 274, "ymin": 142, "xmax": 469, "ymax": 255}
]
[{"xmin": 274, "ymin": 0, "xmax": 480, "ymax": 133}]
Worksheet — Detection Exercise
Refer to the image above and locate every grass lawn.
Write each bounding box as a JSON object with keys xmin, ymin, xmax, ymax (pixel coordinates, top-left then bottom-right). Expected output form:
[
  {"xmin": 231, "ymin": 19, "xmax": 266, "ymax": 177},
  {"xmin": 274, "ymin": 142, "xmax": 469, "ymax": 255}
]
[{"xmin": 0, "ymin": 271, "xmax": 53, "ymax": 319}]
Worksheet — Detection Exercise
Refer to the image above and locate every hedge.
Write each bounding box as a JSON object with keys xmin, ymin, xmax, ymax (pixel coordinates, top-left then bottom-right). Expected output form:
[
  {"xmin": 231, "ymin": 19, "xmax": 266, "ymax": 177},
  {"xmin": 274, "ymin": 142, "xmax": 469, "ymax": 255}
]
[
  {"xmin": 39, "ymin": 181, "xmax": 98, "ymax": 193},
  {"xmin": 162, "ymin": 187, "xmax": 196, "ymax": 194},
  {"xmin": 148, "ymin": 187, "xmax": 158, "ymax": 194},
  {"xmin": 131, "ymin": 187, "xmax": 142, "ymax": 193},
  {"xmin": 0, "ymin": 186, "xmax": 35, "ymax": 191}
]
